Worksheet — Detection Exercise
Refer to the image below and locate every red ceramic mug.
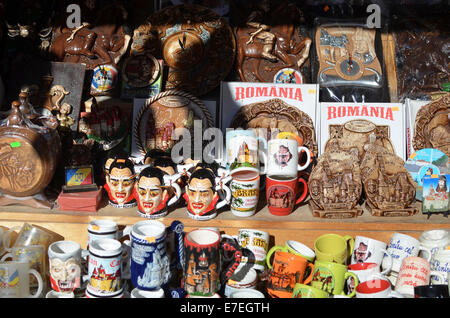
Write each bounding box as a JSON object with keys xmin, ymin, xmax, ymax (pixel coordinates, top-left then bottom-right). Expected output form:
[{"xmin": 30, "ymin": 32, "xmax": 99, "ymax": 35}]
[{"xmin": 266, "ymin": 175, "xmax": 308, "ymax": 216}]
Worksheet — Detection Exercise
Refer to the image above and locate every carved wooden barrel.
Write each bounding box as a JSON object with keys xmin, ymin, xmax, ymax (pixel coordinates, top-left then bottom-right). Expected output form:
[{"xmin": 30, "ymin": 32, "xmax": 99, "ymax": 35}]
[{"xmin": 0, "ymin": 101, "xmax": 61, "ymax": 197}]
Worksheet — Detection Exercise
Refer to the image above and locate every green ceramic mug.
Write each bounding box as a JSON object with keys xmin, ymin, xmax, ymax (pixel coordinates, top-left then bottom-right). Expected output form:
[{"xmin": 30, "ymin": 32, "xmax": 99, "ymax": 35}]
[
  {"xmin": 311, "ymin": 260, "xmax": 359, "ymax": 298},
  {"xmin": 292, "ymin": 283, "xmax": 329, "ymax": 298},
  {"xmin": 266, "ymin": 240, "xmax": 315, "ymax": 268},
  {"xmin": 314, "ymin": 234, "xmax": 354, "ymax": 264}
]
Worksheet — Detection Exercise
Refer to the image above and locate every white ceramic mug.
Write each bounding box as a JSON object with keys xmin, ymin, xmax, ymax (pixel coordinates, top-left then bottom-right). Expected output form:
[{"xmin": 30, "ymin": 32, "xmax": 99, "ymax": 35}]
[
  {"xmin": 45, "ymin": 290, "xmax": 75, "ymax": 298},
  {"xmin": 265, "ymin": 138, "xmax": 311, "ymax": 178},
  {"xmin": 48, "ymin": 240, "xmax": 82, "ymax": 294},
  {"xmin": 356, "ymin": 277, "xmax": 404, "ymax": 298},
  {"xmin": 382, "ymin": 233, "xmax": 432, "ymax": 275},
  {"xmin": 0, "ymin": 261, "xmax": 44, "ymax": 298},
  {"xmin": 131, "ymin": 287, "xmax": 165, "ymax": 298},
  {"xmin": 352, "ymin": 236, "xmax": 393, "ymax": 270},
  {"xmin": 419, "ymin": 229, "xmax": 450, "ymax": 260},
  {"xmin": 236, "ymin": 229, "xmax": 270, "ymax": 272},
  {"xmin": 347, "ymin": 262, "xmax": 387, "ymax": 294},
  {"xmin": 395, "ymin": 256, "xmax": 446, "ymax": 297},
  {"xmin": 230, "ymin": 174, "xmax": 260, "ymax": 218},
  {"xmin": 229, "ymin": 289, "xmax": 265, "ymax": 298},
  {"xmin": 429, "ymin": 249, "xmax": 450, "ymax": 285}
]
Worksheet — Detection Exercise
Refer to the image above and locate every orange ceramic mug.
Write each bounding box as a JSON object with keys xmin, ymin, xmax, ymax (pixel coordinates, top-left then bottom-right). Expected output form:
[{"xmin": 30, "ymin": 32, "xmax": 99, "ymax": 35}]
[{"xmin": 267, "ymin": 250, "xmax": 314, "ymax": 298}]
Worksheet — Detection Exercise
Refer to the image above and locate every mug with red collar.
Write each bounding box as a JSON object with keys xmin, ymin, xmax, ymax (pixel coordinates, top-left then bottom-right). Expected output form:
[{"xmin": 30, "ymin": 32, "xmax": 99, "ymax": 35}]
[
  {"xmin": 104, "ymin": 158, "xmax": 138, "ymax": 208},
  {"xmin": 183, "ymin": 168, "xmax": 231, "ymax": 221},
  {"xmin": 135, "ymin": 166, "xmax": 182, "ymax": 219}
]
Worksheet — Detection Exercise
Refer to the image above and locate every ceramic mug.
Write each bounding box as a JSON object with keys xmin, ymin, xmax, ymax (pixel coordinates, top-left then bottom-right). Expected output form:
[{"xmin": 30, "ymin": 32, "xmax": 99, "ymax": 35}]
[
  {"xmin": 0, "ymin": 261, "xmax": 44, "ymax": 298},
  {"xmin": 267, "ymin": 240, "xmax": 315, "ymax": 265},
  {"xmin": 395, "ymin": 256, "xmax": 446, "ymax": 297},
  {"xmin": 183, "ymin": 168, "xmax": 231, "ymax": 221},
  {"xmin": 314, "ymin": 233, "xmax": 354, "ymax": 265},
  {"xmin": 45, "ymin": 290, "xmax": 75, "ymax": 298},
  {"xmin": 356, "ymin": 277, "xmax": 404, "ymax": 298},
  {"xmin": 266, "ymin": 175, "xmax": 308, "ymax": 216},
  {"xmin": 229, "ymin": 289, "xmax": 265, "ymax": 298},
  {"xmin": 292, "ymin": 283, "xmax": 329, "ymax": 298},
  {"xmin": 135, "ymin": 166, "xmax": 182, "ymax": 219},
  {"xmin": 267, "ymin": 251, "xmax": 314, "ymax": 298},
  {"xmin": 418, "ymin": 229, "xmax": 450, "ymax": 260},
  {"xmin": 87, "ymin": 219, "xmax": 132, "ymax": 247},
  {"xmin": 236, "ymin": 229, "xmax": 269, "ymax": 272},
  {"xmin": 48, "ymin": 240, "xmax": 82, "ymax": 294},
  {"xmin": 230, "ymin": 174, "xmax": 260, "ymax": 218},
  {"xmin": 225, "ymin": 129, "xmax": 266, "ymax": 178},
  {"xmin": 86, "ymin": 238, "xmax": 123, "ymax": 296},
  {"xmin": 382, "ymin": 233, "xmax": 432, "ymax": 275},
  {"xmin": 85, "ymin": 284, "xmax": 124, "ymax": 298},
  {"xmin": 414, "ymin": 284, "xmax": 450, "ymax": 298},
  {"xmin": 311, "ymin": 260, "xmax": 359, "ymax": 297},
  {"xmin": 183, "ymin": 228, "xmax": 221, "ymax": 297},
  {"xmin": 224, "ymin": 265, "xmax": 258, "ymax": 297},
  {"xmin": 265, "ymin": 138, "xmax": 311, "ymax": 178},
  {"xmin": 1, "ymin": 245, "xmax": 46, "ymax": 288},
  {"xmin": 105, "ymin": 157, "xmax": 138, "ymax": 208},
  {"xmin": 347, "ymin": 262, "xmax": 386, "ymax": 294},
  {"xmin": 352, "ymin": 236, "xmax": 393, "ymax": 270},
  {"xmin": 430, "ymin": 249, "xmax": 450, "ymax": 285},
  {"xmin": 131, "ymin": 287, "xmax": 165, "ymax": 298}
]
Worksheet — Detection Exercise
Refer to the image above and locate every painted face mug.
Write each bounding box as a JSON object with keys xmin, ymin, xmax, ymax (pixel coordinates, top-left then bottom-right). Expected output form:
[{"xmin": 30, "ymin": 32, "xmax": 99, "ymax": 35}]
[
  {"xmin": 0, "ymin": 245, "xmax": 46, "ymax": 288},
  {"xmin": 0, "ymin": 261, "xmax": 44, "ymax": 298},
  {"xmin": 311, "ymin": 260, "xmax": 359, "ymax": 298},
  {"xmin": 430, "ymin": 249, "xmax": 450, "ymax": 285},
  {"xmin": 267, "ymin": 250, "xmax": 314, "ymax": 298},
  {"xmin": 225, "ymin": 129, "xmax": 267, "ymax": 178},
  {"xmin": 183, "ymin": 228, "xmax": 221, "ymax": 297},
  {"xmin": 265, "ymin": 138, "xmax": 311, "ymax": 178},
  {"xmin": 347, "ymin": 262, "xmax": 386, "ymax": 294},
  {"xmin": 418, "ymin": 229, "xmax": 450, "ymax": 260},
  {"xmin": 356, "ymin": 277, "xmax": 404, "ymax": 298},
  {"xmin": 314, "ymin": 233, "xmax": 354, "ymax": 265},
  {"xmin": 235, "ymin": 229, "xmax": 269, "ymax": 272},
  {"xmin": 381, "ymin": 233, "xmax": 432, "ymax": 275},
  {"xmin": 48, "ymin": 240, "xmax": 82, "ymax": 293},
  {"xmin": 230, "ymin": 173, "xmax": 260, "ymax": 218},
  {"xmin": 135, "ymin": 166, "xmax": 182, "ymax": 219},
  {"xmin": 105, "ymin": 158, "xmax": 138, "ymax": 208},
  {"xmin": 85, "ymin": 238, "xmax": 123, "ymax": 296},
  {"xmin": 266, "ymin": 175, "xmax": 308, "ymax": 216},
  {"xmin": 351, "ymin": 236, "xmax": 393, "ymax": 270},
  {"xmin": 130, "ymin": 220, "xmax": 183, "ymax": 291},
  {"xmin": 395, "ymin": 256, "xmax": 446, "ymax": 297},
  {"xmin": 292, "ymin": 283, "xmax": 329, "ymax": 298},
  {"xmin": 266, "ymin": 240, "xmax": 316, "ymax": 266},
  {"xmin": 183, "ymin": 168, "xmax": 231, "ymax": 221}
]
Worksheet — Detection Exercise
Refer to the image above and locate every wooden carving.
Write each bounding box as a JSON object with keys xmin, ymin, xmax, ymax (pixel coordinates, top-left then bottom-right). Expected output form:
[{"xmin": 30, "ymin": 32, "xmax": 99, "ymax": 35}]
[
  {"xmin": 234, "ymin": 0, "xmax": 311, "ymax": 83},
  {"xmin": 315, "ymin": 26, "xmax": 382, "ymax": 87},
  {"xmin": 412, "ymin": 93, "xmax": 450, "ymax": 158},
  {"xmin": 229, "ymin": 98, "xmax": 317, "ymax": 157},
  {"xmin": 324, "ymin": 119, "xmax": 395, "ymax": 161},
  {"xmin": 360, "ymin": 140, "xmax": 417, "ymax": 217},
  {"xmin": 50, "ymin": 5, "xmax": 130, "ymax": 70},
  {"xmin": 308, "ymin": 150, "xmax": 363, "ymax": 218},
  {"xmin": 131, "ymin": 4, "xmax": 236, "ymax": 96}
]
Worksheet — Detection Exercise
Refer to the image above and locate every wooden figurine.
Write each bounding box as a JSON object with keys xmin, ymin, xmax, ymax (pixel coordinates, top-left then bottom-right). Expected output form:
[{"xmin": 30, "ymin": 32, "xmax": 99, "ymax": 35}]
[
  {"xmin": 233, "ymin": 0, "xmax": 311, "ymax": 83},
  {"xmin": 308, "ymin": 150, "xmax": 363, "ymax": 218},
  {"xmin": 360, "ymin": 137, "xmax": 417, "ymax": 217}
]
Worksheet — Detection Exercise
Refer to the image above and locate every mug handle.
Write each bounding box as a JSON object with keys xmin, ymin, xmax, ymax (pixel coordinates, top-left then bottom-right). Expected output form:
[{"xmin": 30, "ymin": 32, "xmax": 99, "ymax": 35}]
[
  {"xmin": 266, "ymin": 246, "xmax": 288, "ymax": 269},
  {"xmin": 295, "ymin": 177, "xmax": 308, "ymax": 205},
  {"xmin": 28, "ymin": 268, "xmax": 43, "ymax": 298},
  {"xmin": 296, "ymin": 146, "xmax": 311, "ymax": 171},
  {"xmin": 2, "ymin": 226, "xmax": 21, "ymax": 252},
  {"xmin": 167, "ymin": 181, "xmax": 182, "ymax": 206},
  {"xmin": 380, "ymin": 249, "xmax": 393, "ymax": 275},
  {"xmin": 302, "ymin": 262, "xmax": 315, "ymax": 285},
  {"xmin": 343, "ymin": 235, "xmax": 355, "ymax": 262},
  {"xmin": 0, "ymin": 252, "xmax": 12, "ymax": 262},
  {"xmin": 215, "ymin": 183, "xmax": 231, "ymax": 210},
  {"xmin": 257, "ymin": 136, "xmax": 268, "ymax": 175},
  {"xmin": 344, "ymin": 271, "xmax": 359, "ymax": 298},
  {"xmin": 430, "ymin": 271, "xmax": 446, "ymax": 284},
  {"xmin": 419, "ymin": 246, "xmax": 433, "ymax": 262}
]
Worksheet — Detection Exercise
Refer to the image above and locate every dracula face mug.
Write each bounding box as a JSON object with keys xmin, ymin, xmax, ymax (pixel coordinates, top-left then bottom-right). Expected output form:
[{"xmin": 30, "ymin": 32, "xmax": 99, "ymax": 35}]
[
  {"xmin": 314, "ymin": 233, "xmax": 354, "ymax": 265},
  {"xmin": 311, "ymin": 260, "xmax": 359, "ymax": 297},
  {"xmin": 135, "ymin": 166, "xmax": 182, "ymax": 219},
  {"xmin": 105, "ymin": 158, "xmax": 138, "ymax": 208},
  {"xmin": 382, "ymin": 233, "xmax": 432, "ymax": 275},
  {"xmin": 265, "ymin": 138, "xmax": 311, "ymax": 178},
  {"xmin": 48, "ymin": 240, "xmax": 82, "ymax": 293},
  {"xmin": 0, "ymin": 261, "xmax": 44, "ymax": 298},
  {"xmin": 267, "ymin": 250, "xmax": 314, "ymax": 298},
  {"xmin": 183, "ymin": 168, "xmax": 231, "ymax": 221},
  {"xmin": 266, "ymin": 175, "xmax": 308, "ymax": 216},
  {"xmin": 352, "ymin": 236, "xmax": 393, "ymax": 271}
]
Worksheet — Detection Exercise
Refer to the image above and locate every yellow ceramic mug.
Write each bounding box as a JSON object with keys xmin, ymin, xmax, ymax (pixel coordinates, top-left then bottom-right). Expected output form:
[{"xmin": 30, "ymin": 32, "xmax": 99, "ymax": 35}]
[{"xmin": 314, "ymin": 234, "xmax": 354, "ymax": 265}]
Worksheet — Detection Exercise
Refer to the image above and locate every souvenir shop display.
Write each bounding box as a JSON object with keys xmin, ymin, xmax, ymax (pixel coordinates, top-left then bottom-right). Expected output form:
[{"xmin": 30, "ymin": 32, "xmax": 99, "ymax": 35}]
[{"xmin": 0, "ymin": 0, "xmax": 449, "ymax": 301}]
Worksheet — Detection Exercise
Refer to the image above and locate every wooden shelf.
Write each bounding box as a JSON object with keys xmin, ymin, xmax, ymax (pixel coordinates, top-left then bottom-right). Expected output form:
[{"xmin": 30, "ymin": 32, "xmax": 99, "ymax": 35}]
[{"xmin": 0, "ymin": 199, "xmax": 448, "ymax": 250}]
